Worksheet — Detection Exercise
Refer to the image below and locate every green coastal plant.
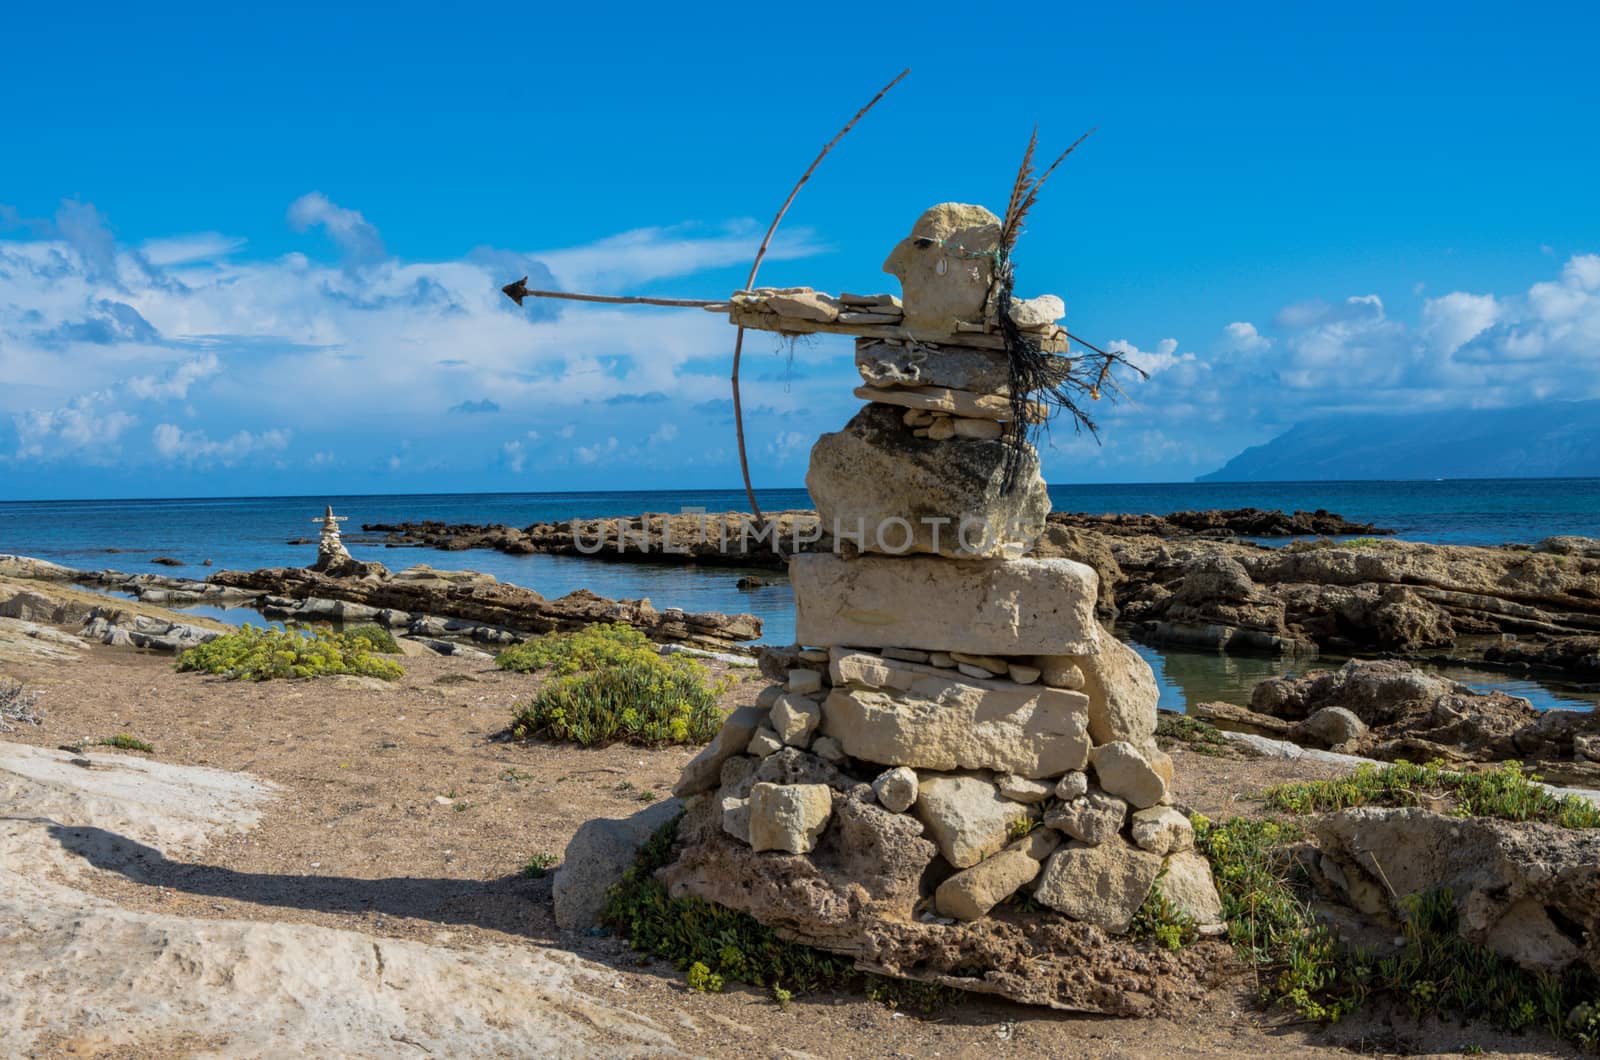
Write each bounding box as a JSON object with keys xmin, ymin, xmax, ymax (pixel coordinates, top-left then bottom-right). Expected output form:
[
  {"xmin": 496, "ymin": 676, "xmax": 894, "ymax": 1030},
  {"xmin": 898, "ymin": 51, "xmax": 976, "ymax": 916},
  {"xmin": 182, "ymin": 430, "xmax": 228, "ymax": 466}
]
[
  {"xmin": 495, "ymin": 623, "xmax": 651, "ymax": 675},
  {"xmin": 1264, "ymin": 761, "xmax": 1600, "ymax": 828},
  {"xmin": 522, "ymin": 852, "xmax": 559, "ymax": 879},
  {"xmin": 175, "ymin": 625, "xmax": 405, "ymax": 682},
  {"xmin": 343, "ymin": 625, "xmax": 401, "ymax": 654},
  {"xmin": 506, "ymin": 625, "xmax": 728, "ymax": 748},
  {"xmin": 1155, "ymin": 711, "xmax": 1232, "ymax": 757},
  {"xmin": 97, "ymin": 733, "xmax": 155, "ymax": 753}
]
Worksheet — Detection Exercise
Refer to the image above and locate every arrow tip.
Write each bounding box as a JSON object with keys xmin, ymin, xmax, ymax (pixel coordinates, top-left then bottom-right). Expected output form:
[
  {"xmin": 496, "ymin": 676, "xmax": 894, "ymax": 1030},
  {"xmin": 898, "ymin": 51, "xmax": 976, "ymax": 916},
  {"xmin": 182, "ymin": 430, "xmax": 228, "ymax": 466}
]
[{"xmin": 501, "ymin": 276, "xmax": 529, "ymax": 306}]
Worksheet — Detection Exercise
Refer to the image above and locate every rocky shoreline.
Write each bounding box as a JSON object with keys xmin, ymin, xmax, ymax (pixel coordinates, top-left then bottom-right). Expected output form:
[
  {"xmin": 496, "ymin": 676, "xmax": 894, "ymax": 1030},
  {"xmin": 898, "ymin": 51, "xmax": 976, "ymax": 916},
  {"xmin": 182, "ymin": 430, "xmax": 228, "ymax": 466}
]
[
  {"xmin": 0, "ymin": 553, "xmax": 761, "ymax": 658},
  {"xmin": 362, "ymin": 509, "xmax": 1600, "ymax": 679}
]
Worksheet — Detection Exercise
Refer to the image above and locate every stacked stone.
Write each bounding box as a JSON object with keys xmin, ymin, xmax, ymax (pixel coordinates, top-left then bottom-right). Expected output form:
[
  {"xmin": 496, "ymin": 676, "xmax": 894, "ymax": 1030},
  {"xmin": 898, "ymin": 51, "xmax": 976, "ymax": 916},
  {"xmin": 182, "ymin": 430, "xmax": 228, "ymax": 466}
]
[{"xmin": 663, "ymin": 203, "xmax": 1223, "ymax": 1009}]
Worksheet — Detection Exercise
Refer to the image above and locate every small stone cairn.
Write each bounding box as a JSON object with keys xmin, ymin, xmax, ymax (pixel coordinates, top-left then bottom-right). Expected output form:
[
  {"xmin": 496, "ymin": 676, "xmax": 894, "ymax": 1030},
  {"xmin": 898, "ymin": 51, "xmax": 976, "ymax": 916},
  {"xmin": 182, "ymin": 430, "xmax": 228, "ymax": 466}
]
[{"xmin": 658, "ymin": 204, "xmax": 1225, "ymax": 1012}]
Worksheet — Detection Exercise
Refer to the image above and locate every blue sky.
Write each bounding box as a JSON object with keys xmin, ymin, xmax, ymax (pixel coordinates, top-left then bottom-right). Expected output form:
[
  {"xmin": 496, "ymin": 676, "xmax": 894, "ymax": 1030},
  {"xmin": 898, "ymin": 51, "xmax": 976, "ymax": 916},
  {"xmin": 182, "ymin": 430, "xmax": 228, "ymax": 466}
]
[{"xmin": 4, "ymin": 0, "xmax": 1600, "ymax": 499}]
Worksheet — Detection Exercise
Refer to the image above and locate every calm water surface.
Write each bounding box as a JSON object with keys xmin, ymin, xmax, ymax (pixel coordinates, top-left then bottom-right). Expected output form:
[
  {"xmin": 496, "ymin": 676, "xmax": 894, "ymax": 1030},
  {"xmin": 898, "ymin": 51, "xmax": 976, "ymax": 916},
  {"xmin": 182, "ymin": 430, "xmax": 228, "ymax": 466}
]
[{"xmin": 3, "ymin": 482, "xmax": 1596, "ymax": 713}]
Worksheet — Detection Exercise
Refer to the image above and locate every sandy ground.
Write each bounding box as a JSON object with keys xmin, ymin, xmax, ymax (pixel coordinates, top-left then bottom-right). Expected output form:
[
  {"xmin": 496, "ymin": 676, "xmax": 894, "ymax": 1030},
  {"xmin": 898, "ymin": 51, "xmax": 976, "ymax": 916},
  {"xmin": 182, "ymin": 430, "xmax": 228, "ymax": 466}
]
[{"xmin": 0, "ymin": 643, "xmax": 1583, "ymax": 1058}]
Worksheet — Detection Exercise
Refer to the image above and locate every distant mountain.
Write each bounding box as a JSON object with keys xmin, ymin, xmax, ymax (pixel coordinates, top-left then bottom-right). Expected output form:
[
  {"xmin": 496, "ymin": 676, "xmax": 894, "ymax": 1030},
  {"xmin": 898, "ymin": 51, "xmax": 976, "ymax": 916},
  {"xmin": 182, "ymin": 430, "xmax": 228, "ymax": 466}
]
[{"xmin": 1199, "ymin": 400, "xmax": 1600, "ymax": 482}]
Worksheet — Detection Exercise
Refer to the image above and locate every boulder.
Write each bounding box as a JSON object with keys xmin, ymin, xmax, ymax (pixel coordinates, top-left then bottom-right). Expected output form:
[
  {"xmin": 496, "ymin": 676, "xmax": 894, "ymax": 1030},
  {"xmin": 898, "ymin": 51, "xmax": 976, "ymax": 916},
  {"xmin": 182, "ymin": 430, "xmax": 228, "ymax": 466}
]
[
  {"xmin": 1090, "ymin": 741, "xmax": 1168, "ymax": 809},
  {"xmin": 914, "ymin": 773, "xmax": 1031, "ymax": 868},
  {"xmin": 1034, "ymin": 840, "xmax": 1163, "ymax": 933},
  {"xmin": 1045, "ymin": 791, "xmax": 1128, "ymax": 845},
  {"xmin": 1130, "ymin": 806, "xmax": 1194, "ymax": 855},
  {"xmin": 935, "ymin": 849, "xmax": 1041, "ymax": 921},
  {"xmin": 1293, "ymin": 706, "xmax": 1367, "ymax": 748},
  {"xmin": 805, "ymin": 403, "xmax": 1049, "ymax": 559},
  {"xmin": 792, "ymin": 553, "xmax": 1101, "ymax": 657},
  {"xmin": 672, "ymin": 705, "xmax": 765, "ymax": 797},
  {"xmin": 748, "ymin": 782, "xmax": 833, "ymax": 854},
  {"xmin": 786, "ymin": 669, "xmax": 824, "ymax": 695},
  {"xmin": 552, "ymin": 798, "xmax": 684, "ymax": 931}
]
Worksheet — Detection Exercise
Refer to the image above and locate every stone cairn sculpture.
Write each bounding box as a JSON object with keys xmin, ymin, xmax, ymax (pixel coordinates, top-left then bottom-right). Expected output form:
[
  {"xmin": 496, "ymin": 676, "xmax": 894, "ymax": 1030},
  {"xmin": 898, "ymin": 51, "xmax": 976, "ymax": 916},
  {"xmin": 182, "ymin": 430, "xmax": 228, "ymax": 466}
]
[{"xmin": 657, "ymin": 204, "xmax": 1227, "ymax": 1012}]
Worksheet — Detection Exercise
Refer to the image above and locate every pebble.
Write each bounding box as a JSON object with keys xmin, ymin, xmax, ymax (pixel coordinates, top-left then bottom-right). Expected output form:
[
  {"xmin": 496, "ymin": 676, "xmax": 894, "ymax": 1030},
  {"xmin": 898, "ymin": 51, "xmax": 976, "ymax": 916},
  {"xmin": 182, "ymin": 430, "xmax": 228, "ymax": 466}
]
[
  {"xmin": 1055, "ymin": 771, "xmax": 1089, "ymax": 800},
  {"xmin": 957, "ymin": 664, "xmax": 994, "ymax": 680},
  {"xmin": 1007, "ymin": 663, "xmax": 1041, "ymax": 685},
  {"xmin": 951, "ymin": 651, "xmax": 1006, "ymax": 675},
  {"xmin": 927, "ymin": 418, "xmax": 956, "ymax": 441},
  {"xmin": 928, "ymin": 652, "xmax": 955, "ymax": 668}
]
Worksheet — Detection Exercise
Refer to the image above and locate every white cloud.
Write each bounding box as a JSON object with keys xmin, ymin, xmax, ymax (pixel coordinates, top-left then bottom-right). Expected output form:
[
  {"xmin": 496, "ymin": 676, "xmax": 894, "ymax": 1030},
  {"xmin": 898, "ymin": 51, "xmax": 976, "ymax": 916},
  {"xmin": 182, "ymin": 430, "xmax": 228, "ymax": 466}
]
[
  {"xmin": 11, "ymin": 392, "xmax": 136, "ymax": 462},
  {"xmin": 502, "ymin": 439, "xmax": 527, "ymax": 473},
  {"xmin": 126, "ymin": 354, "xmax": 221, "ymax": 400},
  {"xmin": 1219, "ymin": 321, "xmax": 1269, "ymax": 353},
  {"xmin": 139, "ymin": 232, "xmax": 247, "ymax": 266},
  {"xmin": 151, "ymin": 423, "xmax": 289, "ymax": 464},
  {"xmin": 536, "ymin": 222, "xmax": 824, "ymax": 294},
  {"xmin": 286, "ymin": 192, "xmax": 385, "ymax": 264},
  {"xmin": 574, "ymin": 437, "xmax": 620, "ymax": 464},
  {"xmin": 1421, "ymin": 291, "xmax": 1499, "ymax": 354}
]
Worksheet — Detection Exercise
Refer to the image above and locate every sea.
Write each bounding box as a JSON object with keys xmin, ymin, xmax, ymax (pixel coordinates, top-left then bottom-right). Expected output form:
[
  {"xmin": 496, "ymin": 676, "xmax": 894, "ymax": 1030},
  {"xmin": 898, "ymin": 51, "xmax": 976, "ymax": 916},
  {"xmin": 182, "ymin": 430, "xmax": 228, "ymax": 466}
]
[{"xmin": 3, "ymin": 479, "xmax": 1597, "ymax": 714}]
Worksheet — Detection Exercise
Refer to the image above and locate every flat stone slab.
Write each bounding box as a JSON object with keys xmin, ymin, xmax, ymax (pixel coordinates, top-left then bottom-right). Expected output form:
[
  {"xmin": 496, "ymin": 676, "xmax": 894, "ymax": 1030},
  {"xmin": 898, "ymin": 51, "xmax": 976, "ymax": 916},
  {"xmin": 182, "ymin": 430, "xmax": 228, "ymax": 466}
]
[{"xmin": 792, "ymin": 554, "xmax": 1101, "ymax": 656}]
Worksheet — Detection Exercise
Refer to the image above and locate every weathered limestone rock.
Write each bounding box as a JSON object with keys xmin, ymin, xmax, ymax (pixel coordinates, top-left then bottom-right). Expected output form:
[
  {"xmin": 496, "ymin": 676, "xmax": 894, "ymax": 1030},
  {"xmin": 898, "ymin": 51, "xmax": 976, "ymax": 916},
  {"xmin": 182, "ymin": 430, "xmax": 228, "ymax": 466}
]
[
  {"xmin": 914, "ymin": 773, "xmax": 1031, "ymax": 868},
  {"xmin": 1090, "ymin": 741, "xmax": 1168, "ymax": 809},
  {"xmin": 935, "ymin": 849, "xmax": 1041, "ymax": 921},
  {"xmin": 856, "ymin": 339, "xmax": 1010, "ymax": 394},
  {"xmin": 673, "ymin": 705, "xmax": 765, "ymax": 797},
  {"xmin": 793, "ymin": 553, "xmax": 1101, "ymax": 656},
  {"xmin": 1034, "ymin": 840, "xmax": 1163, "ymax": 933},
  {"xmin": 822, "ymin": 679, "xmax": 1090, "ymax": 778},
  {"xmin": 806, "ymin": 404, "xmax": 1049, "ymax": 559},
  {"xmin": 787, "ymin": 669, "xmax": 824, "ymax": 695},
  {"xmin": 1007, "ymin": 662, "xmax": 1041, "ymax": 684},
  {"xmin": 997, "ymin": 774, "xmax": 1054, "ymax": 803},
  {"xmin": 873, "ymin": 766, "xmax": 919, "ymax": 812},
  {"xmin": 1130, "ymin": 806, "xmax": 1194, "ymax": 855},
  {"xmin": 1037, "ymin": 629, "xmax": 1159, "ymax": 745},
  {"xmin": 882, "ymin": 203, "xmax": 1001, "ymax": 334},
  {"xmin": 749, "ymin": 782, "xmax": 833, "ymax": 854},
  {"xmin": 1293, "ymin": 705, "xmax": 1368, "ymax": 748},
  {"xmin": 767, "ymin": 290, "xmax": 843, "ymax": 323},
  {"xmin": 1008, "ymin": 294, "xmax": 1065, "ymax": 328},
  {"xmin": 1037, "ymin": 657, "xmax": 1086, "ymax": 690},
  {"xmin": 852, "ymin": 385, "xmax": 1044, "ymax": 423},
  {"xmin": 1045, "ymin": 791, "xmax": 1128, "ymax": 845},
  {"xmin": 1160, "ymin": 851, "xmax": 1224, "ymax": 929},
  {"xmin": 770, "ymin": 693, "xmax": 822, "ymax": 747},
  {"xmin": 659, "ymin": 794, "xmax": 1217, "ymax": 1015},
  {"xmin": 1055, "ymin": 771, "xmax": 1089, "ymax": 800},
  {"xmin": 812, "ymin": 735, "xmax": 846, "ymax": 762},
  {"xmin": 1314, "ymin": 807, "xmax": 1600, "ymax": 975},
  {"xmin": 720, "ymin": 795, "xmax": 752, "ymax": 843},
  {"xmin": 552, "ymin": 798, "xmax": 684, "ymax": 930},
  {"xmin": 747, "ymin": 726, "xmax": 783, "ymax": 758}
]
